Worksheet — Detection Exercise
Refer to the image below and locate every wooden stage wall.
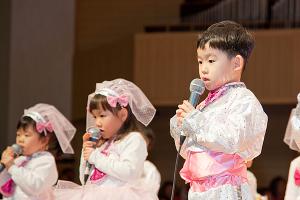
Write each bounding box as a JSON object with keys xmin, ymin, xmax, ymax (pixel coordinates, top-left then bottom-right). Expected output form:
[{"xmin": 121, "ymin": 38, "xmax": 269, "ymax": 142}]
[{"xmin": 134, "ymin": 29, "xmax": 300, "ymax": 105}]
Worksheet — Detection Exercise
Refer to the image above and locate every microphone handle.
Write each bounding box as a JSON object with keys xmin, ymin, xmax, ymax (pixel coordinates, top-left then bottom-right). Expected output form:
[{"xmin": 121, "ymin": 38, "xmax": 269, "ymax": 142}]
[
  {"xmin": 189, "ymin": 92, "xmax": 201, "ymax": 107},
  {"xmin": 0, "ymin": 163, "xmax": 5, "ymax": 173},
  {"xmin": 84, "ymin": 163, "xmax": 91, "ymax": 184},
  {"xmin": 180, "ymin": 92, "xmax": 200, "ymax": 145},
  {"xmin": 84, "ymin": 139, "xmax": 97, "ymax": 184}
]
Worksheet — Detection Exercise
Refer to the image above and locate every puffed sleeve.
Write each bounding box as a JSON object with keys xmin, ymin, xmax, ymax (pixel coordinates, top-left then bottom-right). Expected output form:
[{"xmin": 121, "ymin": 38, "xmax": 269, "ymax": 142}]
[
  {"xmin": 285, "ymin": 157, "xmax": 300, "ymax": 200},
  {"xmin": 170, "ymin": 115, "xmax": 188, "ymax": 159},
  {"xmin": 88, "ymin": 132, "xmax": 147, "ymax": 182},
  {"xmin": 181, "ymin": 93, "xmax": 268, "ymax": 160},
  {"xmin": 142, "ymin": 160, "xmax": 161, "ymax": 194},
  {"xmin": 8, "ymin": 153, "xmax": 58, "ymax": 196},
  {"xmin": 284, "ymin": 109, "xmax": 300, "ymax": 152}
]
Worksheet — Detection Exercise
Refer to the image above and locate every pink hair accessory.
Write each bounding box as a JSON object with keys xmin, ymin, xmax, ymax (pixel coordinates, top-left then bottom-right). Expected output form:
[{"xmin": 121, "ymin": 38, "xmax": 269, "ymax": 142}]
[
  {"xmin": 36, "ymin": 121, "xmax": 53, "ymax": 135},
  {"xmin": 107, "ymin": 95, "xmax": 129, "ymax": 107}
]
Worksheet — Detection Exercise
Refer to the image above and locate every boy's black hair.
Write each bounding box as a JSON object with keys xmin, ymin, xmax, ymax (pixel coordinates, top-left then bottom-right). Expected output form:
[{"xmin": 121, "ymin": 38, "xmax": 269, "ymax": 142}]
[{"xmin": 197, "ymin": 20, "xmax": 254, "ymax": 68}]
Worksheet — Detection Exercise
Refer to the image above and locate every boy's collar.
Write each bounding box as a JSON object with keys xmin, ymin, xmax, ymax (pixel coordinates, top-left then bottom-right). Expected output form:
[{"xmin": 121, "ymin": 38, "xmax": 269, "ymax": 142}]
[
  {"xmin": 224, "ymin": 81, "xmax": 245, "ymax": 88},
  {"xmin": 210, "ymin": 82, "xmax": 245, "ymax": 93}
]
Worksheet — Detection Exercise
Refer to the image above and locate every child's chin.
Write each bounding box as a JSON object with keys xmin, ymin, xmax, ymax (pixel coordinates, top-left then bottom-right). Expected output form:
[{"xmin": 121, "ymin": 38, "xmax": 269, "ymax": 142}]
[
  {"xmin": 205, "ymin": 85, "xmax": 215, "ymax": 91},
  {"xmin": 101, "ymin": 135, "xmax": 109, "ymax": 139},
  {"xmin": 22, "ymin": 152, "xmax": 30, "ymax": 156},
  {"xmin": 22, "ymin": 150, "xmax": 35, "ymax": 156}
]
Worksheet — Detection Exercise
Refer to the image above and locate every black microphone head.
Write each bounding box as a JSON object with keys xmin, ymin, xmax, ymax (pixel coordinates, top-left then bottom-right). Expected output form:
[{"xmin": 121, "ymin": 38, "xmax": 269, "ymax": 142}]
[
  {"xmin": 11, "ymin": 144, "xmax": 22, "ymax": 156},
  {"xmin": 189, "ymin": 78, "xmax": 205, "ymax": 95},
  {"xmin": 86, "ymin": 127, "xmax": 101, "ymax": 142}
]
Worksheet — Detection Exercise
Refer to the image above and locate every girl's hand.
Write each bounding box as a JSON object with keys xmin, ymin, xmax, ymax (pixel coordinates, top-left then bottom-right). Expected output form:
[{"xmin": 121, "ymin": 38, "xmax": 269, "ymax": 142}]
[
  {"xmin": 83, "ymin": 147, "xmax": 95, "ymax": 161},
  {"xmin": 82, "ymin": 136, "xmax": 96, "ymax": 161},
  {"xmin": 82, "ymin": 132, "xmax": 97, "ymax": 147},
  {"xmin": 1, "ymin": 147, "xmax": 14, "ymax": 169},
  {"xmin": 82, "ymin": 132, "xmax": 91, "ymax": 143},
  {"xmin": 82, "ymin": 141, "xmax": 96, "ymax": 150}
]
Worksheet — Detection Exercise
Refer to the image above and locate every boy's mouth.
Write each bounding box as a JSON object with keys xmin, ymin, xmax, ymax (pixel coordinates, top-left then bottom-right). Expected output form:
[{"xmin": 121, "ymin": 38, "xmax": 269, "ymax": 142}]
[{"xmin": 202, "ymin": 77, "xmax": 210, "ymax": 82}]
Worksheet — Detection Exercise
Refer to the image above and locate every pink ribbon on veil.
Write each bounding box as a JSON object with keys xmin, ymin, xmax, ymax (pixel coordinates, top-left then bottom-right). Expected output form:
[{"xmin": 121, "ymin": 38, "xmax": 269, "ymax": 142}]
[
  {"xmin": 107, "ymin": 95, "xmax": 128, "ymax": 107},
  {"xmin": 36, "ymin": 121, "xmax": 53, "ymax": 134}
]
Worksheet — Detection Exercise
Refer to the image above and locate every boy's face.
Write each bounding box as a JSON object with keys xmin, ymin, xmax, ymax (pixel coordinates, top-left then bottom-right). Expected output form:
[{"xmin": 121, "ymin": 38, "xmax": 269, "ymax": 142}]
[{"xmin": 197, "ymin": 43, "xmax": 235, "ymax": 91}]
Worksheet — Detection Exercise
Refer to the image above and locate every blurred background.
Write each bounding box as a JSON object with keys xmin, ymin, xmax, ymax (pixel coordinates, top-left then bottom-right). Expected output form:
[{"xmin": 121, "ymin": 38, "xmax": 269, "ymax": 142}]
[{"xmin": 1, "ymin": 0, "xmax": 300, "ymax": 199}]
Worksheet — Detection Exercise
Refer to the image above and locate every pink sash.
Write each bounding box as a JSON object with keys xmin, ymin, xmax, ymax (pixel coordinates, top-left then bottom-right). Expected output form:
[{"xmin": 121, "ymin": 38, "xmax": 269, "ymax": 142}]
[
  {"xmin": 181, "ymin": 82, "xmax": 247, "ymax": 192},
  {"xmin": 180, "ymin": 151, "xmax": 247, "ymax": 192}
]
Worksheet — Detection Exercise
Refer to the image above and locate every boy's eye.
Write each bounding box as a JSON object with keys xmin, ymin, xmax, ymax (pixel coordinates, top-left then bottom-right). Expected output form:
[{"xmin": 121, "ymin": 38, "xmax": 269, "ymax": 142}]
[
  {"xmin": 100, "ymin": 115, "xmax": 105, "ymax": 117},
  {"xmin": 198, "ymin": 61, "xmax": 202, "ymax": 64},
  {"xmin": 208, "ymin": 59, "xmax": 215, "ymax": 63}
]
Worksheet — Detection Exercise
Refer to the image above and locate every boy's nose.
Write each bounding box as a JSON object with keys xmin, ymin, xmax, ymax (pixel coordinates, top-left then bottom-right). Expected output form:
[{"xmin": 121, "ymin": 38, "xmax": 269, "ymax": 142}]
[{"xmin": 201, "ymin": 67, "xmax": 208, "ymax": 74}]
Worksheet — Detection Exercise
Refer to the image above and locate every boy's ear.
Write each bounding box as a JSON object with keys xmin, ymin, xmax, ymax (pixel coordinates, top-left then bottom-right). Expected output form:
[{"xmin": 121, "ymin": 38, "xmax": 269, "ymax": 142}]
[
  {"xmin": 118, "ymin": 108, "xmax": 128, "ymax": 122},
  {"xmin": 232, "ymin": 55, "xmax": 244, "ymax": 71}
]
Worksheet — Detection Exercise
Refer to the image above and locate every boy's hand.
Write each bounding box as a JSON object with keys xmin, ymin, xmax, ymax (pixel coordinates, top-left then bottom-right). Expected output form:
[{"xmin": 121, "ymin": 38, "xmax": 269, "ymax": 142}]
[
  {"xmin": 1, "ymin": 147, "xmax": 14, "ymax": 169},
  {"xmin": 176, "ymin": 100, "xmax": 195, "ymax": 126},
  {"xmin": 178, "ymin": 100, "xmax": 195, "ymax": 117},
  {"xmin": 176, "ymin": 109, "xmax": 184, "ymax": 126}
]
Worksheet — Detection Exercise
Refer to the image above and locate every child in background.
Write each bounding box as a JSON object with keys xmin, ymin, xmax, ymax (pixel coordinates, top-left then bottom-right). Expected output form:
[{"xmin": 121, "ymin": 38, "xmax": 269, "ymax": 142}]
[
  {"xmin": 284, "ymin": 93, "xmax": 300, "ymax": 200},
  {"xmin": 0, "ymin": 103, "xmax": 76, "ymax": 200},
  {"xmin": 141, "ymin": 126, "xmax": 161, "ymax": 195}
]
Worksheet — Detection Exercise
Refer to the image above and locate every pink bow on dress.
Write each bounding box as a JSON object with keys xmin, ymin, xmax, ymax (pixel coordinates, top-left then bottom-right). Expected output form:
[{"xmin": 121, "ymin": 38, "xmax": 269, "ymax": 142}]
[
  {"xmin": 36, "ymin": 121, "xmax": 53, "ymax": 134},
  {"xmin": 107, "ymin": 95, "xmax": 129, "ymax": 107},
  {"xmin": 89, "ymin": 141, "xmax": 112, "ymax": 183},
  {"xmin": 0, "ymin": 158, "xmax": 30, "ymax": 197},
  {"xmin": 294, "ymin": 168, "xmax": 300, "ymax": 186}
]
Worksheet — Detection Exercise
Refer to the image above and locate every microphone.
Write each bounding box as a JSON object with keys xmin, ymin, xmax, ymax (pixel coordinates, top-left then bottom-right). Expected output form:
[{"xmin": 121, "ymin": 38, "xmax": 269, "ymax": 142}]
[
  {"xmin": 171, "ymin": 79, "xmax": 205, "ymax": 200},
  {"xmin": 180, "ymin": 78, "xmax": 205, "ymax": 145},
  {"xmin": 189, "ymin": 78, "xmax": 206, "ymax": 107},
  {"xmin": 0, "ymin": 144, "xmax": 22, "ymax": 173},
  {"xmin": 84, "ymin": 127, "xmax": 101, "ymax": 184}
]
